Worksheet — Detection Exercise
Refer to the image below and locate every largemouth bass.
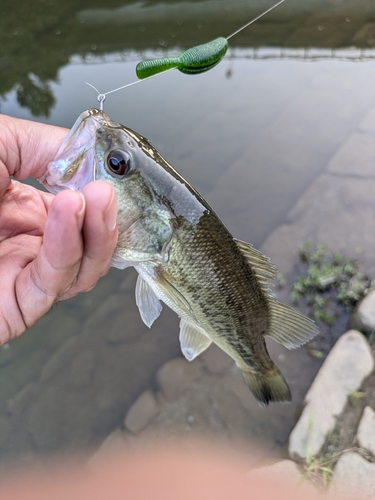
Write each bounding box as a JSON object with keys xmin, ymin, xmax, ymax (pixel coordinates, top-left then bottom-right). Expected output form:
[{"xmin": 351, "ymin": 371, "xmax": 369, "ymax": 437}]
[{"xmin": 40, "ymin": 109, "xmax": 318, "ymax": 406}]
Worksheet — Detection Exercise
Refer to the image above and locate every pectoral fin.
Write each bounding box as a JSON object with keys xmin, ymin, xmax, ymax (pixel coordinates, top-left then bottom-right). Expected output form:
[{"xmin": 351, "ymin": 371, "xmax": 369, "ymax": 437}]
[
  {"xmin": 134, "ymin": 265, "xmax": 199, "ymax": 326},
  {"xmin": 135, "ymin": 275, "xmax": 163, "ymax": 328},
  {"xmin": 179, "ymin": 318, "xmax": 212, "ymax": 361}
]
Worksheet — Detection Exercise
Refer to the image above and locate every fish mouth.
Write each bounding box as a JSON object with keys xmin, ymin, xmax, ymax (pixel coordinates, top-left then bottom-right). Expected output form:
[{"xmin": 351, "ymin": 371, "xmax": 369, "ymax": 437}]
[{"xmin": 39, "ymin": 109, "xmax": 108, "ymax": 194}]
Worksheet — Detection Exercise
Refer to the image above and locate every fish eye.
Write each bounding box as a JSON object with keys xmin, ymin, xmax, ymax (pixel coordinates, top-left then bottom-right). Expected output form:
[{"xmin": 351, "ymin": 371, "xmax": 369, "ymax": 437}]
[{"xmin": 106, "ymin": 150, "xmax": 131, "ymax": 177}]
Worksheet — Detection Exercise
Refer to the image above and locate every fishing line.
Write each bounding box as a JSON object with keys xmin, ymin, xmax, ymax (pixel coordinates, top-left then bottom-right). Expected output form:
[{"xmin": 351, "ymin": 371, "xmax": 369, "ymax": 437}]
[
  {"xmin": 226, "ymin": 0, "xmax": 284, "ymax": 40},
  {"xmin": 86, "ymin": 68, "xmax": 177, "ymax": 110},
  {"xmin": 86, "ymin": 0, "xmax": 285, "ymax": 109}
]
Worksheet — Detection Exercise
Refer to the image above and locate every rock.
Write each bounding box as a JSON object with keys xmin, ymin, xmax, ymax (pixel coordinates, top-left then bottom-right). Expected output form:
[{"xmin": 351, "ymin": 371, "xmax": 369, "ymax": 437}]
[
  {"xmin": 7, "ymin": 382, "xmax": 38, "ymax": 415},
  {"xmin": 156, "ymin": 358, "xmax": 204, "ymax": 400},
  {"xmin": 0, "ymin": 416, "xmax": 13, "ymax": 447},
  {"xmin": 86, "ymin": 428, "xmax": 130, "ymax": 468},
  {"xmin": 358, "ymin": 106, "xmax": 375, "ymax": 135},
  {"xmin": 209, "ymin": 72, "xmax": 375, "ymax": 249},
  {"xmin": 107, "ymin": 311, "xmax": 143, "ymax": 344},
  {"xmin": 247, "ymin": 460, "xmax": 317, "ymax": 495},
  {"xmin": 39, "ymin": 335, "xmax": 82, "ymax": 384},
  {"xmin": 83, "ymin": 293, "xmax": 137, "ymax": 341},
  {"xmin": 210, "ymin": 383, "xmax": 259, "ymax": 440},
  {"xmin": 141, "ymin": 375, "xmax": 230, "ymax": 440},
  {"xmin": 26, "ymin": 310, "xmax": 180, "ymax": 453},
  {"xmin": 328, "ymin": 452, "xmax": 375, "ymax": 499},
  {"xmin": 327, "ymin": 130, "xmax": 375, "ymax": 178},
  {"xmin": 356, "ymin": 406, "xmax": 375, "ymax": 456},
  {"xmin": 349, "ymin": 290, "xmax": 375, "ymax": 342},
  {"xmin": 68, "ymin": 350, "xmax": 97, "ymax": 388},
  {"xmin": 288, "ymin": 330, "xmax": 374, "ymax": 460},
  {"xmin": 134, "ymin": 365, "xmax": 299, "ymax": 457},
  {"xmin": 200, "ymin": 344, "xmax": 233, "ymax": 374},
  {"xmin": 124, "ymin": 390, "xmax": 159, "ymax": 434}
]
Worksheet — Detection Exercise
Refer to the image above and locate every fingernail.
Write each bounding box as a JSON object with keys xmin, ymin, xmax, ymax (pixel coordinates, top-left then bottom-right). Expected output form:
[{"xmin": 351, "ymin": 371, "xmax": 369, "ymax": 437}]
[
  {"xmin": 104, "ymin": 188, "xmax": 117, "ymax": 232},
  {"xmin": 77, "ymin": 192, "xmax": 86, "ymax": 231}
]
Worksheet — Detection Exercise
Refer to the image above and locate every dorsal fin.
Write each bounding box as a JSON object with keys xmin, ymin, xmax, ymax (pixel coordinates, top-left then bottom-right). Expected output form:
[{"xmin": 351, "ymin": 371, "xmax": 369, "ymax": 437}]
[
  {"xmin": 233, "ymin": 239, "xmax": 318, "ymax": 348},
  {"xmin": 234, "ymin": 238, "xmax": 278, "ymax": 293}
]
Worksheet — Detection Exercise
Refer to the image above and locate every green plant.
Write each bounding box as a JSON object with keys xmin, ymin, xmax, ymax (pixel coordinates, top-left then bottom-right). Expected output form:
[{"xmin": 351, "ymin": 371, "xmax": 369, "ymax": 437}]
[
  {"xmin": 302, "ymin": 455, "xmax": 334, "ymax": 486},
  {"xmin": 301, "ymin": 414, "xmax": 334, "ymax": 486},
  {"xmin": 291, "ymin": 243, "xmax": 371, "ymax": 334},
  {"xmin": 348, "ymin": 389, "xmax": 366, "ymax": 406}
]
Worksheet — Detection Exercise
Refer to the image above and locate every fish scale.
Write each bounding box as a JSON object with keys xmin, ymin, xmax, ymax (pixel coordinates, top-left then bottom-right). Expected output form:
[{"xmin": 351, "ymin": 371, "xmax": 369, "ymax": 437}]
[
  {"xmin": 40, "ymin": 108, "xmax": 318, "ymax": 407},
  {"xmin": 139, "ymin": 191, "xmax": 283, "ymax": 375}
]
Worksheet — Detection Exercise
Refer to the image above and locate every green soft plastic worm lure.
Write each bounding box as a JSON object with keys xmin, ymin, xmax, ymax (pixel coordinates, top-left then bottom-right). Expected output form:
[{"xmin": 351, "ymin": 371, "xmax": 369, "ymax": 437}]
[
  {"xmin": 85, "ymin": 0, "xmax": 285, "ymax": 107},
  {"xmin": 135, "ymin": 0, "xmax": 284, "ymax": 80},
  {"xmin": 136, "ymin": 37, "xmax": 229, "ymax": 79}
]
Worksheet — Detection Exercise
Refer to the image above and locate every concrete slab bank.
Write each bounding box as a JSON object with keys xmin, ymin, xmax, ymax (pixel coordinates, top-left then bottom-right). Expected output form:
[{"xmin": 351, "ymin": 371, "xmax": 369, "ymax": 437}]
[
  {"xmin": 244, "ymin": 330, "xmax": 375, "ymax": 496},
  {"xmin": 288, "ymin": 330, "xmax": 374, "ymax": 460}
]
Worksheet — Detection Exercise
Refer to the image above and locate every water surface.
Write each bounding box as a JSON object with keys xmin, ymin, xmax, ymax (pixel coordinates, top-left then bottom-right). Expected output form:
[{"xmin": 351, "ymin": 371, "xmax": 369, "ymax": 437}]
[{"xmin": 1, "ymin": 0, "xmax": 375, "ymax": 464}]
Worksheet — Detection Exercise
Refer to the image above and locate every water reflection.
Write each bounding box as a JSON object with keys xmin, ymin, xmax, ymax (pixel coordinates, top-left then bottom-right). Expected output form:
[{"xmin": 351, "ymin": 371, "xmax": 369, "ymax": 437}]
[
  {"xmin": 3, "ymin": 0, "xmax": 375, "ymax": 116},
  {"xmin": 1, "ymin": 0, "xmax": 375, "ymax": 466},
  {"xmin": 15, "ymin": 75, "xmax": 55, "ymax": 117}
]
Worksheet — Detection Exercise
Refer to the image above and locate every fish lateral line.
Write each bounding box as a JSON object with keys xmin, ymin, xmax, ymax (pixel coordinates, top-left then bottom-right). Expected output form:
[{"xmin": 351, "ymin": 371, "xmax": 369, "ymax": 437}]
[{"xmin": 85, "ymin": 0, "xmax": 285, "ymax": 108}]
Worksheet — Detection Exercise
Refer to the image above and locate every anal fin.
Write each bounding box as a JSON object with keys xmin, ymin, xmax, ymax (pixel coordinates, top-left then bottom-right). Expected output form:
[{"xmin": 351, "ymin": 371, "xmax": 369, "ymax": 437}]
[{"xmin": 179, "ymin": 318, "xmax": 212, "ymax": 361}]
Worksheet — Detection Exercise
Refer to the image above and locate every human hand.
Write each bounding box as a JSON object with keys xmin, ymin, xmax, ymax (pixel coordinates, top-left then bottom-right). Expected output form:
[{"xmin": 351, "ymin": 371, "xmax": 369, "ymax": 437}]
[
  {"xmin": 0, "ymin": 445, "xmax": 323, "ymax": 500},
  {"xmin": 0, "ymin": 114, "xmax": 118, "ymax": 345}
]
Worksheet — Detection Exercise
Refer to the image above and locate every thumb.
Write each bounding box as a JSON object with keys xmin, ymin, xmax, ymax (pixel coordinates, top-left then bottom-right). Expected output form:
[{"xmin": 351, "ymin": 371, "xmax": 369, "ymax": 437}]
[{"xmin": 15, "ymin": 189, "xmax": 86, "ymax": 327}]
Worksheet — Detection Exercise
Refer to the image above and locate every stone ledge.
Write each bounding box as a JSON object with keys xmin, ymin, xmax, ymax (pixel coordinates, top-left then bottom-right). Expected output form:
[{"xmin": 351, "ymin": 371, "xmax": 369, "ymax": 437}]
[
  {"xmin": 349, "ymin": 289, "xmax": 375, "ymax": 341},
  {"xmin": 288, "ymin": 330, "xmax": 374, "ymax": 460},
  {"xmin": 247, "ymin": 459, "xmax": 318, "ymax": 495},
  {"xmin": 328, "ymin": 452, "xmax": 375, "ymax": 499},
  {"xmin": 124, "ymin": 390, "xmax": 159, "ymax": 434},
  {"xmin": 356, "ymin": 406, "xmax": 375, "ymax": 456}
]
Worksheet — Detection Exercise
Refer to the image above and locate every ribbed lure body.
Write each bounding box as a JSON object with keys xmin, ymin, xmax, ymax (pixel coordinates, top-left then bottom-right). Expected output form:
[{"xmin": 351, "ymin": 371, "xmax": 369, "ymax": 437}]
[
  {"xmin": 176, "ymin": 37, "xmax": 228, "ymax": 74},
  {"xmin": 135, "ymin": 57, "xmax": 180, "ymax": 79},
  {"xmin": 136, "ymin": 37, "xmax": 228, "ymax": 79}
]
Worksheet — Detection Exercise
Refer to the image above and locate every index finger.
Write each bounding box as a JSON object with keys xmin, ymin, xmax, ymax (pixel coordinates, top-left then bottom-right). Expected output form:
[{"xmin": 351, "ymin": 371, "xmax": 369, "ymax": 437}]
[{"xmin": 0, "ymin": 114, "xmax": 68, "ymax": 196}]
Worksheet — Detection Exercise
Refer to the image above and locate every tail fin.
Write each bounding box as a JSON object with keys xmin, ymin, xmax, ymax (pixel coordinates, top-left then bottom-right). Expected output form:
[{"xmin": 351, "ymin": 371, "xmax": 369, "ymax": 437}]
[{"xmin": 241, "ymin": 367, "xmax": 291, "ymax": 407}]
